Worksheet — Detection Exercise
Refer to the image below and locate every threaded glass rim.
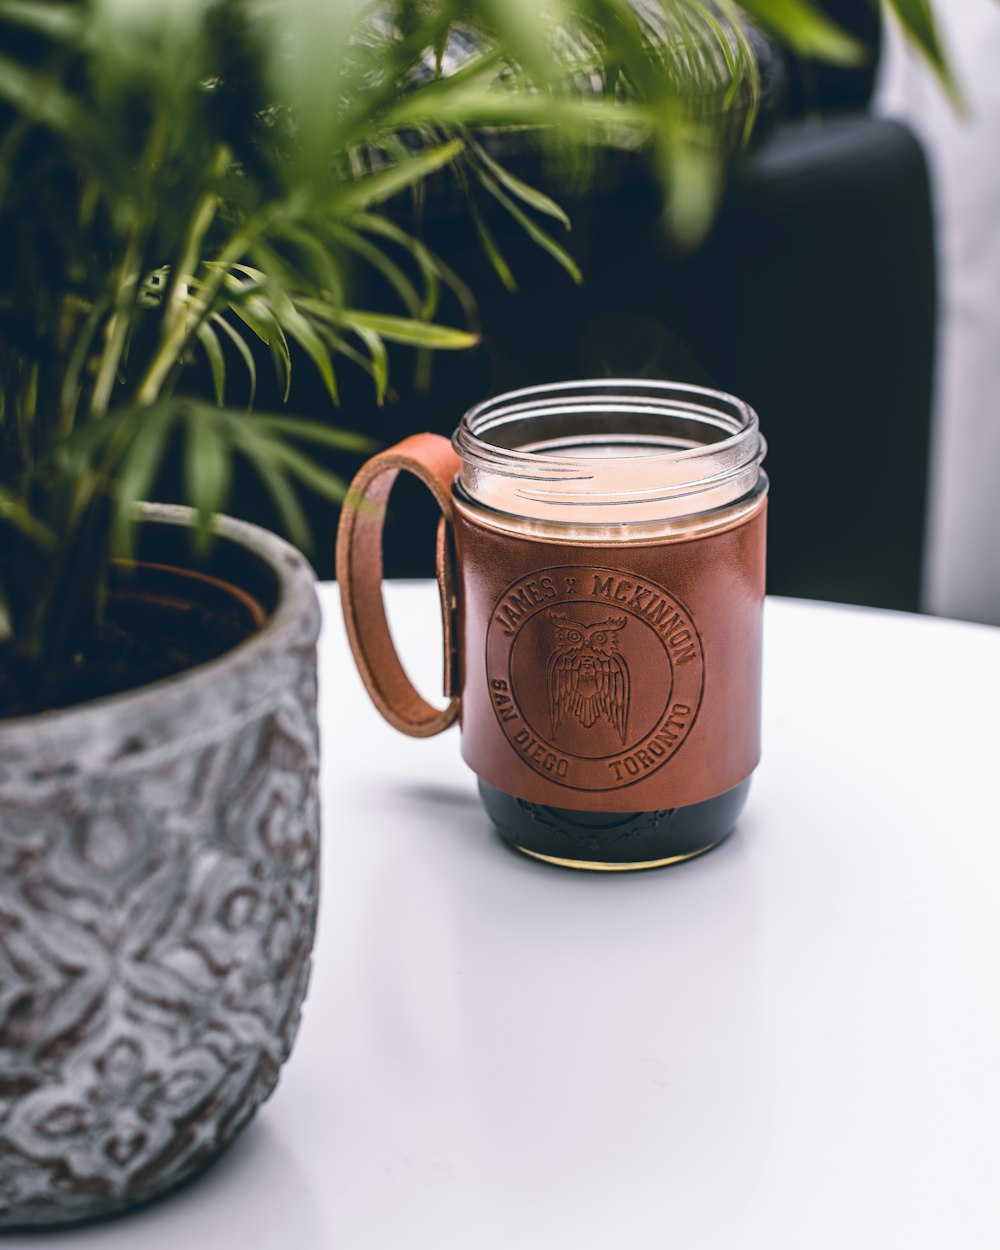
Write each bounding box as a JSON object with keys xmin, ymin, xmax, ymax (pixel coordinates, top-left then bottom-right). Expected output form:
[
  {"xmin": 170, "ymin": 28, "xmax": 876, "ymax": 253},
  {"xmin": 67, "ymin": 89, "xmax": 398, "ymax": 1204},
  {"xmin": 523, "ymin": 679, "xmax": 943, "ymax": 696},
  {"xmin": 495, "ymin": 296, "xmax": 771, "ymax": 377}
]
[{"xmin": 453, "ymin": 379, "xmax": 766, "ymax": 526}]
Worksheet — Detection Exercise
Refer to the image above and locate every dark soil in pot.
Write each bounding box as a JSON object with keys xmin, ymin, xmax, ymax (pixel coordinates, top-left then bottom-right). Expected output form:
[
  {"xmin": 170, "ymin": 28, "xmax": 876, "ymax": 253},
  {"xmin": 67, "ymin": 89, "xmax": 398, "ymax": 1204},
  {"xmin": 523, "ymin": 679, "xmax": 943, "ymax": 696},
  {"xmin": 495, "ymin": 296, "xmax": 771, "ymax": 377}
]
[{"xmin": 0, "ymin": 523, "xmax": 280, "ymax": 718}]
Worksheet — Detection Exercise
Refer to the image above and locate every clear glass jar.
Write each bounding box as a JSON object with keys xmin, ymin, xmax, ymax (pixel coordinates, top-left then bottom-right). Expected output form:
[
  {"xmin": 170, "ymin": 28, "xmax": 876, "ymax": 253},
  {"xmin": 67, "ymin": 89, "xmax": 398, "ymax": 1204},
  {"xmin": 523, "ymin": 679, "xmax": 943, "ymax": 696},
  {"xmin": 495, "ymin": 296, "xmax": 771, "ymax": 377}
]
[{"xmin": 450, "ymin": 379, "xmax": 768, "ymax": 871}]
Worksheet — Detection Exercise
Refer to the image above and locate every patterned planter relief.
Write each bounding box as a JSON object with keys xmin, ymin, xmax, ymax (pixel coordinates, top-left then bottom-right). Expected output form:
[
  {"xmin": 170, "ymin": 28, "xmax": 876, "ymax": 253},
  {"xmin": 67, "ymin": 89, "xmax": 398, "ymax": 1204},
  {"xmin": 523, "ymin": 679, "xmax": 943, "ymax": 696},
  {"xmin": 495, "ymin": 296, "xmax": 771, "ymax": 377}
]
[{"xmin": 0, "ymin": 507, "xmax": 321, "ymax": 1227}]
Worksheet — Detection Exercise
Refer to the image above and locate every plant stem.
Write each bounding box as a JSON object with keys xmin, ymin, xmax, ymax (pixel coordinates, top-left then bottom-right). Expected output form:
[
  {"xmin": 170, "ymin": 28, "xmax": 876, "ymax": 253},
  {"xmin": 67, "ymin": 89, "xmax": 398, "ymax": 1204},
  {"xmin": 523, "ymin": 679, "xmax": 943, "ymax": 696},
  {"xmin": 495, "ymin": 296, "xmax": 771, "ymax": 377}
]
[
  {"xmin": 134, "ymin": 214, "xmax": 270, "ymax": 405},
  {"xmin": 89, "ymin": 119, "xmax": 171, "ymax": 417},
  {"xmin": 88, "ymin": 243, "xmax": 138, "ymax": 417},
  {"xmin": 152, "ymin": 145, "xmax": 228, "ymax": 372},
  {"xmin": 58, "ymin": 299, "xmax": 106, "ymax": 437}
]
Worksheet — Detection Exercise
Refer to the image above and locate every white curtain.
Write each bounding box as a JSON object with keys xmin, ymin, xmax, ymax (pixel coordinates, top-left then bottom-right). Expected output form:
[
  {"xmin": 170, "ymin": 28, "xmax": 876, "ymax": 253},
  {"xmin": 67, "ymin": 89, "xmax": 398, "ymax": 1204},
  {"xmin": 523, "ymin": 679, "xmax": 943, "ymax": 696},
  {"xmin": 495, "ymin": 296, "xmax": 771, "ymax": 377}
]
[{"xmin": 877, "ymin": 2, "xmax": 1000, "ymax": 625}]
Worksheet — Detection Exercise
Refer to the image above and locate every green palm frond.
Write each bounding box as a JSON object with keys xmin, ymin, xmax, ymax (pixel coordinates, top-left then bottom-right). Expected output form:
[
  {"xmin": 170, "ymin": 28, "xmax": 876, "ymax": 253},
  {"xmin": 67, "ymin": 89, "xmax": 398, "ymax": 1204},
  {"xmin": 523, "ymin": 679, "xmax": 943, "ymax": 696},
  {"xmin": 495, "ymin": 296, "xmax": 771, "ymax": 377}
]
[{"xmin": 0, "ymin": 0, "xmax": 957, "ymax": 671}]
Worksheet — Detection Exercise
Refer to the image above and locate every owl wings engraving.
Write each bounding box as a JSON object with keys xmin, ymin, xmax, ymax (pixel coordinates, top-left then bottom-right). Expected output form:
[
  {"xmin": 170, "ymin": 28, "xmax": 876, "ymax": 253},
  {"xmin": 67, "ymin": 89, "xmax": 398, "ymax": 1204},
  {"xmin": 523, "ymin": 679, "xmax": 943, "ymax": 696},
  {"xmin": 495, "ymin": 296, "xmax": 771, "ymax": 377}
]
[{"xmin": 546, "ymin": 612, "xmax": 630, "ymax": 744}]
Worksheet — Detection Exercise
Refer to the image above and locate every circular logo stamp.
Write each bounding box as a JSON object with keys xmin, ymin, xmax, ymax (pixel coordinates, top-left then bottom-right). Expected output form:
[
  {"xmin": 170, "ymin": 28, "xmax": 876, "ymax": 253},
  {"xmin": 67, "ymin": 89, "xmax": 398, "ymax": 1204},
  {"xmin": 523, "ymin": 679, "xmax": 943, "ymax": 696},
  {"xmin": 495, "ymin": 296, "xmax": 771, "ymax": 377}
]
[{"xmin": 485, "ymin": 565, "xmax": 705, "ymax": 792}]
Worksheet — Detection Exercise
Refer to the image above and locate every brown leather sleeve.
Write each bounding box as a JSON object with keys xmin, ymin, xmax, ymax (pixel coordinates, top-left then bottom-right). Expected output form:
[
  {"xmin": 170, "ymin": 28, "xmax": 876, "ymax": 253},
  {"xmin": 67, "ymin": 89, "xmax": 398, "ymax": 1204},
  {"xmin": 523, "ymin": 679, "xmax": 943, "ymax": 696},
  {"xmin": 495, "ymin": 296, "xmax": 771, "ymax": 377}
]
[
  {"xmin": 335, "ymin": 433, "xmax": 461, "ymax": 737},
  {"xmin": 453, "ymin": 498, "xmax": 767, "ymax": 812},
  {"xmin": 338, "ymin": 429, "xmax": 766, "ymax": 808}
]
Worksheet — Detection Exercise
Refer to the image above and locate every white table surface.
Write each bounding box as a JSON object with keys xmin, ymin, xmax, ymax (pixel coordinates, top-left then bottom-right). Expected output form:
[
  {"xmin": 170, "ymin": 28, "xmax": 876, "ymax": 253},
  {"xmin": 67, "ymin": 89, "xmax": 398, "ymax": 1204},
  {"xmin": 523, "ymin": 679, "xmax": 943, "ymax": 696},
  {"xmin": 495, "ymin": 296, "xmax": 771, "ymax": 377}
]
[{"xmin": 12, "ymin": 585, "xmax": 1000, "ymax": 1249}]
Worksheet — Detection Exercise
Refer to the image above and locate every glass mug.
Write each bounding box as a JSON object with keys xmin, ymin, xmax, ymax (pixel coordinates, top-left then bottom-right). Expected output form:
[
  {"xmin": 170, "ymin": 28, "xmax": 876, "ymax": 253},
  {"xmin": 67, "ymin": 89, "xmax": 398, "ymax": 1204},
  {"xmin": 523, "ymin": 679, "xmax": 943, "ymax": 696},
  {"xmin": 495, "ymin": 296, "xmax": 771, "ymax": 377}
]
[{"xmin": 337, "ymin": 380, "xmax": 767, "ymax": 871}]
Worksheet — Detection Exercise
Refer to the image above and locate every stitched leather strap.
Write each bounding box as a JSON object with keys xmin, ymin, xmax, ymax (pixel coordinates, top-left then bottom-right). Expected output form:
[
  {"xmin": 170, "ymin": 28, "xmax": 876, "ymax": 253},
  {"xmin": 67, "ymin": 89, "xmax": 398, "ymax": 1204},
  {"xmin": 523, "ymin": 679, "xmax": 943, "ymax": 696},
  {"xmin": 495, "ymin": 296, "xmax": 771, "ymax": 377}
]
[{"xmin": 336, "ymin": 433, "xmax": 461, "ymax": 737}]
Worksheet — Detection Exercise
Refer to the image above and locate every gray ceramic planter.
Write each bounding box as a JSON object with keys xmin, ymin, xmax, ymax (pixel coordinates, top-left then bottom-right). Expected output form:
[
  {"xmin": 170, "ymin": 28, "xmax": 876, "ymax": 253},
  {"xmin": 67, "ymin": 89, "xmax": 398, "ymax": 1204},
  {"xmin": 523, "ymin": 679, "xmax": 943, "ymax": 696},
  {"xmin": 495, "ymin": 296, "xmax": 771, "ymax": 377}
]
[{"xmin": 0, "ymin": 504, "xmax": 321, "ymax": 1228}]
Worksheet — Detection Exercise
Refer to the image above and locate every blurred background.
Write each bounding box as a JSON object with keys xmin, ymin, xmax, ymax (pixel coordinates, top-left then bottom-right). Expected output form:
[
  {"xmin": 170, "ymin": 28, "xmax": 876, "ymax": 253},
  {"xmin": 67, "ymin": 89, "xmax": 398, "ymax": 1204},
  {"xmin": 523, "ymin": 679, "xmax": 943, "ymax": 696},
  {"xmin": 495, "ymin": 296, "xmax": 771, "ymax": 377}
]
[
  {"xmin": 162, "ymin": 0, "xmax": 998, "ymax": 626},
  {"xmin": 877, "ymin": 1, "xmax": 1000, "ymax": 626}
]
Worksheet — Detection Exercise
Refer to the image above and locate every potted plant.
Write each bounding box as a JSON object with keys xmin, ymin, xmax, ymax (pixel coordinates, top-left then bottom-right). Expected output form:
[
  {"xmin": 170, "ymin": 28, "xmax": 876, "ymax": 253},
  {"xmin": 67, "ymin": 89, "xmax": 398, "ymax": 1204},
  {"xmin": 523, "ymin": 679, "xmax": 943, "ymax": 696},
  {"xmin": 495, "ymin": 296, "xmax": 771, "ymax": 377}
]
[{"xmin": 0, "ymin": 0, "xmax": 949, "ymax": 1227}]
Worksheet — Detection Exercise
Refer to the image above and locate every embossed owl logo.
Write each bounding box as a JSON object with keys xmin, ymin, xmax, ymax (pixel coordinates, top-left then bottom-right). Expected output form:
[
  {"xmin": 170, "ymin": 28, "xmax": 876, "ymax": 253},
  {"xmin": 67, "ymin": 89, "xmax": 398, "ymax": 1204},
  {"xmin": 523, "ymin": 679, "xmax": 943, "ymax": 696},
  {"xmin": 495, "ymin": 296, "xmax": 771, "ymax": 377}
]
[{"xmin": 546, "ymin": 613, "xmax": 630, "ymax": 744}]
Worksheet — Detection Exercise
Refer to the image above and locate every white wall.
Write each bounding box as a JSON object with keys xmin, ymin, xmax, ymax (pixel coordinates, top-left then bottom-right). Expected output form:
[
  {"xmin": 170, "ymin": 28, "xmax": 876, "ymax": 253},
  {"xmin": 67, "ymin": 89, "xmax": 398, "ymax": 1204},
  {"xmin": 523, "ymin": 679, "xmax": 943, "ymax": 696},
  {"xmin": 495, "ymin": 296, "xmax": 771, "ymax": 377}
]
[{"xmin": 876, "ymin": 4, "xmax": 1000, "ymax": 625}]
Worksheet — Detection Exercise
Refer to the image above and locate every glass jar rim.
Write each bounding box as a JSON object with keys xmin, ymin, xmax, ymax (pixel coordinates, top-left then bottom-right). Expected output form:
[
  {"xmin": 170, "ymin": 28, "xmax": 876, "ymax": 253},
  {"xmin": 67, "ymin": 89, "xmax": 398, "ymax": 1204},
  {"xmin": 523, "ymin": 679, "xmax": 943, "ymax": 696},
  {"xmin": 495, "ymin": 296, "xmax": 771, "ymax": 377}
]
[{"xmin": 452, "ymin": 379, "xmax": 766, "ymax": 527}]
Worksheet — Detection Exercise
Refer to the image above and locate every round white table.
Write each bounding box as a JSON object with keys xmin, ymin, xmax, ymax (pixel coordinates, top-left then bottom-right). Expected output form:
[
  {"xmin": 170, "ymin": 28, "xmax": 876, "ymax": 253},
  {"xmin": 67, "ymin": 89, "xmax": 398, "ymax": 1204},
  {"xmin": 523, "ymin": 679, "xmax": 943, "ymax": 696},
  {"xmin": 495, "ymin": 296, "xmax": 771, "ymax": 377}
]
[{"xmin": 11, "ymin": 586, "xmax": 1000, "ymax": 1248}]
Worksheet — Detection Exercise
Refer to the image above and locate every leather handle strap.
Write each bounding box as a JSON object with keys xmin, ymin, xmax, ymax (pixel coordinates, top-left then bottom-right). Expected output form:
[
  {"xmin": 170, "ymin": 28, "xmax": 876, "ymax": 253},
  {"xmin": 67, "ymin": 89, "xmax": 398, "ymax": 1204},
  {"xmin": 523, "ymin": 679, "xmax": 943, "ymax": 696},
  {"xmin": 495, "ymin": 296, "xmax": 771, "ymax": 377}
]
[{"xmin": 336, "ymin": 432, "xmax": 461, "ymax": 737}]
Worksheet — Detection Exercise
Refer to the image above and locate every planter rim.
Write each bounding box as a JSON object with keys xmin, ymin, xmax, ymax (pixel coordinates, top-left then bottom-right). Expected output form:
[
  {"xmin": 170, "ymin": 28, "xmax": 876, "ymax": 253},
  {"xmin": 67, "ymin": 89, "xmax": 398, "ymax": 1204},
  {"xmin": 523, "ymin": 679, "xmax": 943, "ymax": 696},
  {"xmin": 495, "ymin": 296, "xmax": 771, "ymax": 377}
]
[{"xmin": 0, "ymin": 504, "xmax": 320, "ymax": 770}]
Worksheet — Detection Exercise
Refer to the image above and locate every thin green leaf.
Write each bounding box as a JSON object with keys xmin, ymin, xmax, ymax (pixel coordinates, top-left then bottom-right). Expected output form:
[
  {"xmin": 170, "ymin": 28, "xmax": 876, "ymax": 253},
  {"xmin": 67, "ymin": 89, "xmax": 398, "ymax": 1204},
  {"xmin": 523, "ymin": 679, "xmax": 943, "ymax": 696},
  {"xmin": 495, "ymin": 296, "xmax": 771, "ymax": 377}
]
[
  {"xmin": 703, "ymin": 0, "xmax": 761, "ymax": 140},
  {"xmin": 250, "ymin": 415, "xmax": 376, "ymax": 452},
  {"xmin": 658, "ymin": 135, "xmax": 723, "ymax": 249},
  {"xmin": 111, "ymin": 408, "xmax": 176, "ymax": 557},
  {"xmin": 352, "ymin": 325, "xmax": 389, "ymax": 405},
  {"xmin": 278, "ymin": 223, "xmax": 345, "ymax": 304},
  {"xmin": 195, "ymin": 321, "xmax": 226, "ymax": 406},
  {"xmin": 241, "ymin": 239, "xmax": 302, "ymax": 295},
  {"xmin": 344, "ymin": 310, "xmax": 476, "ymax": 350},
  {"xmin": 0, "ymin": 53, "xmax": 80, "ymax": 133},
  {"xmin": 884, "ymin": 0, "xmax": 962, "ymax": 107},
  {"xmin": 476, "ymin": 169, "xmax": 583, "ymax": 283},
  {"xmin": 243, "ymin": 449, "xmax": 311, "ymax": 551},
  {"xmin": 333, "ymin": 139, "xmax": 465, "ymax": 213},
  {"xmin": 0, "ymin": 1, "xmax": 81, "ymax": 40},
  {"xmin": 478, "ymin": 0, "xmax": 569, "ymax": 85},
  {"xmin": 331, "ymin": 224, "xmax": 423, "ymax": 318},
  {"xmin": 58, "ymin": 412, "xmax": 126, "ymax": 472},
  {"xmin": 270, "ymin": 320, "xmax": 292, "ymax": 403},
  {"xmin": 227, "ymin": 294, "xmax": 272, "ymax": 345},
  {"xmin": 212, "ymin": 313, "xmax": 257, "ymax": 411},
  {"xmin": 413, "ymin": 346, "xmax": 433, "ymax": 393},
  {"xmin": 227, "ymin": 264, "xmax": 268, "ymax": 286},
  {"xmin": 353, "ymin": 213, "xmax": 478, "ymax": 326},
  {"xmin": 470, "ymin": 141, "xmax": 572, "ymax": 229},
  {"xmin": 229, "ymin": 289, "xmax": 292, "ymax": 398},
  {"xmin": 300, "ymin": 302, "xmax": 479, "ymax": 350},
  {"xmin": 738, "ymin": 0, "xmax": 864, "ymax": 65},
  {"xmin": 0, "ymin": 487, "xmax": 55, "ymax": 549},
  {"xmin": 183, "ymin": 409, "xmax": 232, "ymax": 548},
  {"xmin": 389, "ymin": 84, "xmax": 653, "ymax": 132},
  {"xmin": 319, "ymin": 327, "xmax": 382, "ymax": 385},
  {"xmin": 277, "ymin": 299, "xmax": 338, "ymax": 404},
  {"xmin": 267, "ymin": 441, "xmax": 347, "ymax": 503},
  {"xmin": 463, "ymin": 188, "xmax": 518, "ymax": 292}
]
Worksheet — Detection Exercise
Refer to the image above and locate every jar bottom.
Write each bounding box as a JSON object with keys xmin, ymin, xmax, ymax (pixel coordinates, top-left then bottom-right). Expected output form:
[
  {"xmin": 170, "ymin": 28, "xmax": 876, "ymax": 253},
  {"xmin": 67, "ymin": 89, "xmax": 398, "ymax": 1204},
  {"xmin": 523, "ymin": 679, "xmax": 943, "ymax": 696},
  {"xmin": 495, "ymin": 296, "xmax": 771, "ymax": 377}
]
[{"xmin": 479, "ymin": 777, "xmax": 751, "ymax": 871}]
